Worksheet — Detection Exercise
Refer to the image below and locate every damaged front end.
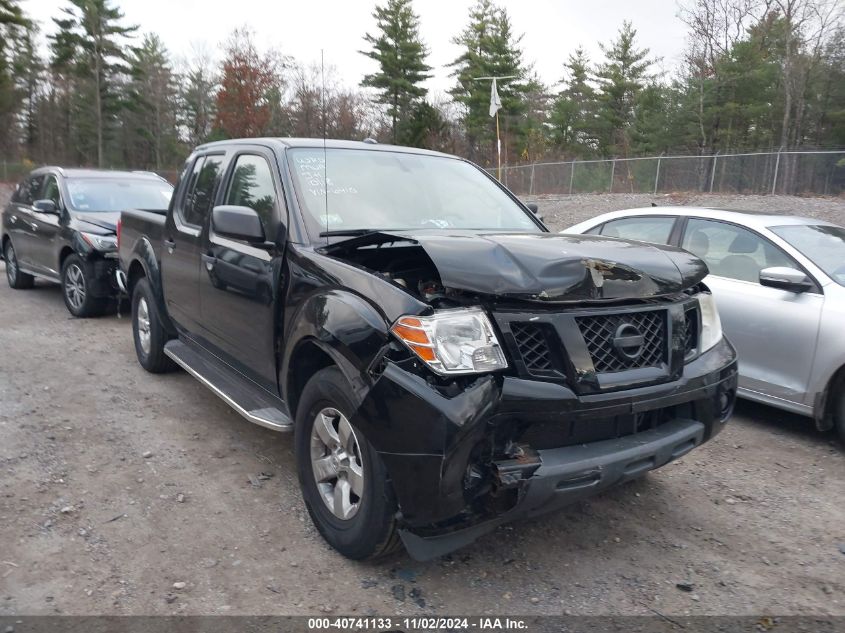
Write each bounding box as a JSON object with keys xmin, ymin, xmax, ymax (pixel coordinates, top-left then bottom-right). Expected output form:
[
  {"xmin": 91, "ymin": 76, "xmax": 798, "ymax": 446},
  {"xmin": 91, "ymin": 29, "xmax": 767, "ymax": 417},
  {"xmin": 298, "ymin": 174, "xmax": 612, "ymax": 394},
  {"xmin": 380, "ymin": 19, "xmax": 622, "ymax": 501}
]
[{"xmin": 325, "ymin": 229, "xmax": 736, "ymax": 561}]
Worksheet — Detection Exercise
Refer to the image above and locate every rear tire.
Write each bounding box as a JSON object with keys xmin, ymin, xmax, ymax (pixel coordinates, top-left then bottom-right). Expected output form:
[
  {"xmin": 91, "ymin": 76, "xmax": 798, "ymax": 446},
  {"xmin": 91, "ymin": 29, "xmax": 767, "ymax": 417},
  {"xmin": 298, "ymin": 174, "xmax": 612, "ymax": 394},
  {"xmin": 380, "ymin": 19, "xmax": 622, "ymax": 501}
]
[
  {"xmin": 835, "ymin": 392, "xmax": 845, "ymax": 447},
  {"xmin": 295, "ymin": 367, "xmax": 401, "ymax": 560},
  {"xmin": 4, "ymin": 240, "xmax": 34, "ymax": 289},
  {"xmin": 61, "ymin": 254, "xmax": 108, "ymax": 317},
  {"xmin": 131, "ymin": 277, "xmax": 175, "ymax": 373}
]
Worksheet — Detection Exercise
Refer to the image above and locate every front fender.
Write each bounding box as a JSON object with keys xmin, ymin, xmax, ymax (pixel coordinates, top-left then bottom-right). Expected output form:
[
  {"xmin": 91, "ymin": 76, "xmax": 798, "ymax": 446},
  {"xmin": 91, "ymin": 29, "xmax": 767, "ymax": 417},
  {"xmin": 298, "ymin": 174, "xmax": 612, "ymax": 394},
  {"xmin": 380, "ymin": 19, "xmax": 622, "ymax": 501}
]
[{"xmin": 282, "ymin": 289, "xmax": 391, "ymax": 406}]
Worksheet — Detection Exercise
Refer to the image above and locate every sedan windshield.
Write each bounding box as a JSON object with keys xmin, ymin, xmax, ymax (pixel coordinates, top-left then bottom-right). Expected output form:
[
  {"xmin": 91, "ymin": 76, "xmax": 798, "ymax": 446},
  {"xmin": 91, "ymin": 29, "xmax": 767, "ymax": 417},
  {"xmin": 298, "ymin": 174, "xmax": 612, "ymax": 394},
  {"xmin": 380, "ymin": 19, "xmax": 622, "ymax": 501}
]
[
  {"xmin": 288, "ymin": 148, "xmax": 539, "ymax": 236},
  {"xmin": 65, "ymin": 178, "xmax": 173, "ymax": 212},
  {"xmin": 771, "ymin": 224, "xmax": 845, "ymax": 286}
]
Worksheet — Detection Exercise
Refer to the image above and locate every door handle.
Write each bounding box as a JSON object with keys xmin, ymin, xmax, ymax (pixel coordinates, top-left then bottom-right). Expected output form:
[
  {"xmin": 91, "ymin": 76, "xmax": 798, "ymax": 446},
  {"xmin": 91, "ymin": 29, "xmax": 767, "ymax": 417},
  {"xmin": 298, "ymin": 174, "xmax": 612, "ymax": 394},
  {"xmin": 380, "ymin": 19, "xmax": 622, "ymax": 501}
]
[
  {"xmin": 201, "ymin": 253, "xmax": 216, "ymax": 271},
  {"xmin": 31, "ymin": 223, "xmax": 38, "ymax": 231},
  {"xmin": 9, "ymin": 215, "xmax": 16, "ymax": 224},
  {"xmin": 164, "ymin": 239, "xmax": 175, "ymax": 253}
]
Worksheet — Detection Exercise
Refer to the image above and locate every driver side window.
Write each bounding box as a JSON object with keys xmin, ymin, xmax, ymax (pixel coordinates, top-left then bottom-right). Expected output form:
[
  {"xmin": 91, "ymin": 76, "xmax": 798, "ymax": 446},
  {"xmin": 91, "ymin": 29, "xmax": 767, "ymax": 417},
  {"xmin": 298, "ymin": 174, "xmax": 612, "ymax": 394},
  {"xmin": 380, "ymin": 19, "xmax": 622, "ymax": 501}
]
[
  {"xmin": 224, "ymin": 154, "xmax": 278, "ymax": 234},
  {"xmin": 43, "ymin": 176, "xmax": 61, "ymax": 207}
]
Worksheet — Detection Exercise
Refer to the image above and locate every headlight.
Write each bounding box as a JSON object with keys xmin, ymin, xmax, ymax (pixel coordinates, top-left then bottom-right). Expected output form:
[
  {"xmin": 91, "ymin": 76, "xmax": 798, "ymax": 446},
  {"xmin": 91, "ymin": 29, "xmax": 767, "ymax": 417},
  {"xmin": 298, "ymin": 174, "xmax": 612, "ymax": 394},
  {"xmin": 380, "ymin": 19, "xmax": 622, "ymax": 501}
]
[
  {"xmin": 697, "ymin": 292, "xmax": 723, "ymax": 353},
  {"xmin": 81, "ymin": 232, "xmax": 117, "ymax": 251},
  {"xmin": 391, "ymin": 308, "xmax": 508, "ymax": 375}
]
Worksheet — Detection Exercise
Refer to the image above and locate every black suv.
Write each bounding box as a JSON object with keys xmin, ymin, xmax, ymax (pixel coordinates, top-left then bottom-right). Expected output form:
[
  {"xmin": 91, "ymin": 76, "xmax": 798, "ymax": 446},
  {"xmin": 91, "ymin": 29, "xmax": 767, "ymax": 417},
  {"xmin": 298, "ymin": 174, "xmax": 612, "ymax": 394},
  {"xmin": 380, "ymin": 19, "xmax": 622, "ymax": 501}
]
[
  {"xmin": 2, "ymin": 168, "xmax": 173, "ymax": 317},
  {"xmin": 119, "ymin": 139, "xmax": 738, "ymax": 560}
]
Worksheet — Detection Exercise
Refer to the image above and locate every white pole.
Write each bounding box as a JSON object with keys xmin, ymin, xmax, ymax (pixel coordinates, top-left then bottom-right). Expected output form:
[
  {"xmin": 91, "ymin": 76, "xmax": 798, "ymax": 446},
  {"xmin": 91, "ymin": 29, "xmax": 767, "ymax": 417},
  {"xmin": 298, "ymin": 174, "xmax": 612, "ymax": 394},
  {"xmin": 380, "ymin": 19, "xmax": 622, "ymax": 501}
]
[
  {"xmin": 772, "ymin": 147, "xmax": 783, "ymax": 194},
  {"xmin": 709, "ymin": 152, "xmax": 719, "ymax": 193}
]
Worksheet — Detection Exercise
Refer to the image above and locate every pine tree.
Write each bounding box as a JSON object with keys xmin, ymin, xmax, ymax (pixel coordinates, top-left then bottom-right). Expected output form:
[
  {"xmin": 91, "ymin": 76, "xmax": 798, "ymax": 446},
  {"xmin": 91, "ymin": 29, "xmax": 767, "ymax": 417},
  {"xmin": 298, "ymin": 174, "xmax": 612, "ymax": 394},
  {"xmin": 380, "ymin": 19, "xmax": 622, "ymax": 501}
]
[
  {"xmin": 0, "ymin": 0, "xmax": 29, "ymax": 156},
  {"xmin": 360, "ymin": 0, "xmax": 431, "ymax": 144},
  {"xmin": 11, "ymin": 24, "xmax": 43, "ymax": 156},
  {"xmin": 594, "ymin": 21, "xmax": 654, "ymax": 157},
  {"xmin": 124, "ymin": 34, "xmax": 180, "ymax": 169},
  {"xmin": 449, "ymin": 0, "xmax": 528, "ymax": 162},
  {"xmin": 550, "ymin": 47, "xmax": 598, "ymax": 156},
  {"xmin": 49, "ymin": 0, "xmax": 136, "ymax": 167},
  {"xmin": 180, "ymin": 51, "xmax": 218, "ymax": 147}
]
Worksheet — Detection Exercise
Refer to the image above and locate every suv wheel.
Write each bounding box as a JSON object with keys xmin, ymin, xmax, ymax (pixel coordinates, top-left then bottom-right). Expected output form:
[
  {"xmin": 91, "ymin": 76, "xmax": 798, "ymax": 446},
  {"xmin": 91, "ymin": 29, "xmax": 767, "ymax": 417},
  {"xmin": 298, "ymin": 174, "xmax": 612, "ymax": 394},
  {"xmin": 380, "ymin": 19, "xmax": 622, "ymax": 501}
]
[
  {"xmin": 295, "ymin": 367, "xmax": 400, "ymax": 560},
  {"xmin": 131, "ymin": 277, "xmax": 175, "ymax": 373},
  {"xmin": 61, "ymin": 254, "xmax": 108, "ymax": 317},
  {"xmin": 4, "ymin": 240, "xmax": 35, "ymax": 289},
  {"xmin": 836, "ymin": 391, "xmax": 845, "ymax": 446}
]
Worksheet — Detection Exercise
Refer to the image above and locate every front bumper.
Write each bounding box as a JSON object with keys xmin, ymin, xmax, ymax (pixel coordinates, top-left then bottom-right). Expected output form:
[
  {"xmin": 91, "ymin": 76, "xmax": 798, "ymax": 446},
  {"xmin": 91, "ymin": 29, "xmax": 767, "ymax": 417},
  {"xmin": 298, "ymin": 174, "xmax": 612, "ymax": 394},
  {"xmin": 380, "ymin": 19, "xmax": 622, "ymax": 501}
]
[
  {"xmin": 400, "ymin": 417, "xmax": 706, "ymax": 560},
  {"xmin": 352, "ymin": 336, "xmax": 737, "ymax": 560},
  {"xmin": 88, "ymin": 257, "xmax": 120, "ymax": 298}
]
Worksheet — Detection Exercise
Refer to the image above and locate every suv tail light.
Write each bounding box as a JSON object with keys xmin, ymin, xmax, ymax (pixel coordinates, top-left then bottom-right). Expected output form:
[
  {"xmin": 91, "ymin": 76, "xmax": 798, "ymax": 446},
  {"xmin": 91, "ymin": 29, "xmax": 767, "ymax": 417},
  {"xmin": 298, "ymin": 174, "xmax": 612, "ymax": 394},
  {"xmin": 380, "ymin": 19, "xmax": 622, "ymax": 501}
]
[{"xmin": 116, "ymin": 218, "xmax": 122, "ymax": 249}]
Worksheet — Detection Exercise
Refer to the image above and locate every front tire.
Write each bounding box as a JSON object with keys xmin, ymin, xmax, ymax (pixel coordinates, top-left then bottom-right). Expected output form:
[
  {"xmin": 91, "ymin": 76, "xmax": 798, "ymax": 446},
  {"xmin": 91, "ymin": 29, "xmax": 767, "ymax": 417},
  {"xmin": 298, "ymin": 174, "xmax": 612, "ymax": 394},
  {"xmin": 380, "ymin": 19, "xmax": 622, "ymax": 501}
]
[
  {"xmin": 4, "ymin": 240, "xmax": 34, "ymax": 289},
  {"xmin": 835, "ymin": 392, "xmax": 845, "ymax": 446},
  {"xmin": 131, "ymin": 277, "xmax": 175, "ymax": 373},
  {"xmin": 295, "ymin": 367, "xmax": 400, "ymax": 560},
  {"xmin": 61, "ymin": 254, "xmax": 108, "ymax": 317}
]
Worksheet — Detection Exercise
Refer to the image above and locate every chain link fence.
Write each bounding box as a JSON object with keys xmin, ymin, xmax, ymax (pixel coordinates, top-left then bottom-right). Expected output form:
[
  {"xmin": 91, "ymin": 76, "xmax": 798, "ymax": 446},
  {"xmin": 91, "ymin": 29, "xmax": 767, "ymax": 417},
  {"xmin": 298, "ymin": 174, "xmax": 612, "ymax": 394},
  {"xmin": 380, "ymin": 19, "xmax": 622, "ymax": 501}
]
[{"xmin": 499, "ymin": 150, "xmax": 845, "ymax": 198}]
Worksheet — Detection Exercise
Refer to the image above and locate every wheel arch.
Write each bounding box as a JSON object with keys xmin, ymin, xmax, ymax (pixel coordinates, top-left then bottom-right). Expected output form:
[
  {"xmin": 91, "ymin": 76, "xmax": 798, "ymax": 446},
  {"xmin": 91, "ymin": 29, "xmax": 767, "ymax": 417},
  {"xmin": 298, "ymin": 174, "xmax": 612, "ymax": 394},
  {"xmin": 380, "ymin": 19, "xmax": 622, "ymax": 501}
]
[
  {"xmin": 281, "ymin": 289, "xmax": 392, "ymax": 419},
  {"xmin": 816, "ymin": 363, "xmax": 845, "ymax": 432}
]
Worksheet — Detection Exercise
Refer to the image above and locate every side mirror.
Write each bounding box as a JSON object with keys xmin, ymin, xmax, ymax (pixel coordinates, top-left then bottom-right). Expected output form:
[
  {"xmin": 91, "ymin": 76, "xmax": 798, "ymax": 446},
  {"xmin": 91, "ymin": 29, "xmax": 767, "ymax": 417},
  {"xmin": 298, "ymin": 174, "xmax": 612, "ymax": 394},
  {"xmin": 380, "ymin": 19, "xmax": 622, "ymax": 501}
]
[
  {"xmin": 759, "ymin": 266, "xmax": 813, "ymax": 293},
  {"xmin": 211, "ymin": 205, "xmax": 265, "ymax": 243},
  {"xmin": 526, "ymin": 202, "xmax": 539, "ymax": 214},
  {"xmin": 33, "ymin": 199, "xmax": 58, "ymax": 214}
]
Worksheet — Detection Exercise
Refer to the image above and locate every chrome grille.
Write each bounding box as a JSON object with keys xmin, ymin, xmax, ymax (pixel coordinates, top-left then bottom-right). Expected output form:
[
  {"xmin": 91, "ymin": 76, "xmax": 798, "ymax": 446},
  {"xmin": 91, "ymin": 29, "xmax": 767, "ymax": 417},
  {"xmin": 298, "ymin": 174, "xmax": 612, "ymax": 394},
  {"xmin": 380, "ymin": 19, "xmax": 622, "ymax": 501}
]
[{"xmin": 575, "ymin": 310, "xmax": 666, "ymax": 373}]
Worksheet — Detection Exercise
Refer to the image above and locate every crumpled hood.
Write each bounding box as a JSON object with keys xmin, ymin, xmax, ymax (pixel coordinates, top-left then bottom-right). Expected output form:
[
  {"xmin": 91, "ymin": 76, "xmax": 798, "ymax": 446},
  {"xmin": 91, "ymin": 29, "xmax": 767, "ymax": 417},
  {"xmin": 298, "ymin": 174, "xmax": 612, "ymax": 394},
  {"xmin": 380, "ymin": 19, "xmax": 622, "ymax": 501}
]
[
  {"xmin": 72, "ymin": 211, "xmax": 120, "ymax": 233},
  {"xmin": 331, "ymin": 230, "xmax": 708, "ymax": 302}
]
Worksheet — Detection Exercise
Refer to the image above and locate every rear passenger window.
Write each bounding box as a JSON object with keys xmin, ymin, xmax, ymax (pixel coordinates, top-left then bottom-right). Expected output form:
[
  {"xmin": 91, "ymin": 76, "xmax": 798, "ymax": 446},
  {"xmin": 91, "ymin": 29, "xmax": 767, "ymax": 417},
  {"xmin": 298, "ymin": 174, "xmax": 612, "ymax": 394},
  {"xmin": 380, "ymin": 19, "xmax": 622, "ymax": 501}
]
[
  {"xmin": 224, "ymin": 154, "xmax": 278, "ymax": 232},
  {"xmin": 600, "ymin": 216, "xmax": 676, "ymax": 244},
  {"xmin": 16, "ymin": 175, "xmax": 45, "ymax": 206},
  {"xmin": 181, "ymin": 155, "xmax": 223, "ymax": 227}
]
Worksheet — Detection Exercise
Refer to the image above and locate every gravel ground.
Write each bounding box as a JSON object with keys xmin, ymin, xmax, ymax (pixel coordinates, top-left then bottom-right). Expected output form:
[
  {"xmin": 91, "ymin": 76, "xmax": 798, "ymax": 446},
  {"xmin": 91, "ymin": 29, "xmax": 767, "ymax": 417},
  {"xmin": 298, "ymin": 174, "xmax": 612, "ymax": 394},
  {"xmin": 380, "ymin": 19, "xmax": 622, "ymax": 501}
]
[{"xmin": 0, "ymin": 184, "xmax": 843, "ymax": 617}]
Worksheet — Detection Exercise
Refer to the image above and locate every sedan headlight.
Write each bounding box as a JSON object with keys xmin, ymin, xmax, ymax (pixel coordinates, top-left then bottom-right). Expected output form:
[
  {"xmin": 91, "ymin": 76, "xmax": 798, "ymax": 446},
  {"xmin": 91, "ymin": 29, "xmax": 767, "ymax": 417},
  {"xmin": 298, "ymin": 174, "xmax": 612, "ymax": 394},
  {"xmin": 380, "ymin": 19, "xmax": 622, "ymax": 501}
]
[
  {"xmin": 391, "ymin": 308, "xmax": 508, "ymax": 375},
  {"xmin": 81, "ymin": 232, "xmax": 117, "ymax": 251},
  {"xmin": 697, "ymin": 292, "xmax": 723, "ymax": 353}
]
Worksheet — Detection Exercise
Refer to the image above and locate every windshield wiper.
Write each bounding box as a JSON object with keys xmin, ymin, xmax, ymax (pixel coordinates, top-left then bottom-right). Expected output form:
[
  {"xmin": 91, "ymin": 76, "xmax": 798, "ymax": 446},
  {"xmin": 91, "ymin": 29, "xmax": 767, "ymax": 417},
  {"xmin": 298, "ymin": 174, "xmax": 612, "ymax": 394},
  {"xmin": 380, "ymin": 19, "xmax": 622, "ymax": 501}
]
[{"xmin": 319, "ymin": 229, "xmax": 384, "ymax": 237}]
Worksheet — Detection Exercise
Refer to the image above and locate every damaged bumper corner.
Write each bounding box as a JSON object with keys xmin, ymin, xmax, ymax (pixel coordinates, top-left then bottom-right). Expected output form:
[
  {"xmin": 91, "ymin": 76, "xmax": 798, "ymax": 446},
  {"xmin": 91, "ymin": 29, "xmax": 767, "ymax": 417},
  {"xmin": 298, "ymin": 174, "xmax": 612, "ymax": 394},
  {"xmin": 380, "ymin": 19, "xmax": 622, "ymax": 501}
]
[
  {"xmin": 398, "ymin": 417, "xmax": 706, "ymax": 561},
  {"xmin": 352, "ymin": 336, "xmax": 738, "ymax": 561}
]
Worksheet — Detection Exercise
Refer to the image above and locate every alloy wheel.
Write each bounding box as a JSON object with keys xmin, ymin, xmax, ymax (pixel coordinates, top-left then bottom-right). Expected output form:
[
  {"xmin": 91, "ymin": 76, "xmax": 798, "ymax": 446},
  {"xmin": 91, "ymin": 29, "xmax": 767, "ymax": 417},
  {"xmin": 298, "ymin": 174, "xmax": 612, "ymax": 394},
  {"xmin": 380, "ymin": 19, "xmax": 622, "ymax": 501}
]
[
  {"xmin": 136, "ymin": 297, "xmax": 152, "ymax": 355},
  {"xmin": 5, "ymin": 244, "xmax": 17, "ymax": 284},
  {"xmin": 310, "ymin": 407, "xmax": 365, "ymax": 520},
  {"xmin": 64, "ymin": 264, "xmax": 86, "ymax": 311}
]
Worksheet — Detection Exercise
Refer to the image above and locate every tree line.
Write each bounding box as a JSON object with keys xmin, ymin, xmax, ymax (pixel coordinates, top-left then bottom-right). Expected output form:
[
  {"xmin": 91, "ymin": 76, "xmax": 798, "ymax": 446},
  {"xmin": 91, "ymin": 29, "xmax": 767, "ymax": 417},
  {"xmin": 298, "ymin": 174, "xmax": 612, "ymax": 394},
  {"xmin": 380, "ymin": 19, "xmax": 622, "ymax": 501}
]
[{"xmin": 0, "ymin": 0, "xmax": 843, "ymax": 174}]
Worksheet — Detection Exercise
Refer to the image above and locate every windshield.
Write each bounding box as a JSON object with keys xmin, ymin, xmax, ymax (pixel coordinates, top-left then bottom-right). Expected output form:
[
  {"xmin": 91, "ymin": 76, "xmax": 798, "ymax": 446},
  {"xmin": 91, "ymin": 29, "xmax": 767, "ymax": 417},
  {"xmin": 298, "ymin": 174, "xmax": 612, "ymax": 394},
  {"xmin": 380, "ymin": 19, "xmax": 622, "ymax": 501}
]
[
  {"xmin": 771, "ymin": 224, "xmax": 845, "ymax": 286},
  {"xmin": 288, "ymin": 148, "xmax": 539, "ymax": 236},
  {"xmin": 65, "ymin": 178, "xmax": 173, "ymax": 212}
]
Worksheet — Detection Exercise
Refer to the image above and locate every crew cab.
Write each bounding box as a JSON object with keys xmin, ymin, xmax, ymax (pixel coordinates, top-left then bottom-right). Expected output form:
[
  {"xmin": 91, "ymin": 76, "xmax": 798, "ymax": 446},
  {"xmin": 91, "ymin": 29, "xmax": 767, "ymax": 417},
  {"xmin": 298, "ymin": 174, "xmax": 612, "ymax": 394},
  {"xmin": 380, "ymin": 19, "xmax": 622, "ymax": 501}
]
[
  {"xmin": 2, "ymin": 167, "xmax": 173, "ymax": 317},
  {"xmin": 117, "ymin": 138, "xmax": 738, "ymax": 561}
]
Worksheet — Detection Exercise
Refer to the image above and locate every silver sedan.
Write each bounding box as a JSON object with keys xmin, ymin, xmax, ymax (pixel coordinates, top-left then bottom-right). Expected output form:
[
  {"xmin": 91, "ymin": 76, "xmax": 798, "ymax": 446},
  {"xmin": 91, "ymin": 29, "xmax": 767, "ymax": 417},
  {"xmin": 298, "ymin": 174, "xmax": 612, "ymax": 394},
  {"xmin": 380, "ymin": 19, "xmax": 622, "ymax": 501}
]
[{"xmin": 565, "ymin": 207, "xmax": 845, "ymax": 443}]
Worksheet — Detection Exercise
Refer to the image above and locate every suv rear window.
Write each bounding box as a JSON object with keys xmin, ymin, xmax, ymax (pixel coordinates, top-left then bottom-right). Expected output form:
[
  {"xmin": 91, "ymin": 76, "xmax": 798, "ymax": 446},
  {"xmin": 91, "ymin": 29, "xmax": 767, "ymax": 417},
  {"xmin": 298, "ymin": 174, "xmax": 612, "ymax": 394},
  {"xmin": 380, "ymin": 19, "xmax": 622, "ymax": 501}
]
[{"xmin": 181, "ymin": 155, "xmax": 223, "ymax": 227}]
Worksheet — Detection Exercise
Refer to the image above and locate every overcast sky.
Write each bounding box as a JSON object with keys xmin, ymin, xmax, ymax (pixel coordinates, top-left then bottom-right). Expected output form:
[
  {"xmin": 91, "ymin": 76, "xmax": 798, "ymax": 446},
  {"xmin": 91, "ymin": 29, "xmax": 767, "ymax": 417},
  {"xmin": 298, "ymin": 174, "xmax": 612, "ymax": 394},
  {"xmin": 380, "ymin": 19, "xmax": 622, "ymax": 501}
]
[{"xmin": 24, "ymin": 0, "xmax": 688, "ymax": 94}]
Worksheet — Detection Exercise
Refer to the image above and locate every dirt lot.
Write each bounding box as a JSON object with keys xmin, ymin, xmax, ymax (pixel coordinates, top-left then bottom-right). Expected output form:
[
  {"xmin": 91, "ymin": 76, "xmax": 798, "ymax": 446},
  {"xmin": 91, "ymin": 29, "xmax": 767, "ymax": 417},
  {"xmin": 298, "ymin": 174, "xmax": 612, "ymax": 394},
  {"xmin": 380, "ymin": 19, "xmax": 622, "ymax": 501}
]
[{"xmin": 0, "ymin": 186, "xmax": 844, "ymax": 617}]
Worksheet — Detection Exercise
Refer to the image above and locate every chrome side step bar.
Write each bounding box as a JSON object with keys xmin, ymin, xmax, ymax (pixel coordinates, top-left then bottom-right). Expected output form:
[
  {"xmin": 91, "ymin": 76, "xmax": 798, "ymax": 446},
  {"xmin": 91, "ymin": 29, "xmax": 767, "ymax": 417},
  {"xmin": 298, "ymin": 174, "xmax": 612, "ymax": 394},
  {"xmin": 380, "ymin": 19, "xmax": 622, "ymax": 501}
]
[{"xmin": 164, "ymin": 339, "xmax": 293, "ymax": 432}]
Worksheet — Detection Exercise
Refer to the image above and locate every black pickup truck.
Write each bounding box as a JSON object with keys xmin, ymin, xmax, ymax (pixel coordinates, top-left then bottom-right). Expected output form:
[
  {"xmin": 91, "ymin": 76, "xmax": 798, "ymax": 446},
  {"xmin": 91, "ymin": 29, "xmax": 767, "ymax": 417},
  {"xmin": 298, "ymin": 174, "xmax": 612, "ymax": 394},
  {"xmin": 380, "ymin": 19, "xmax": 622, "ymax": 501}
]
[{"xmin": 117, "ymin": 138, "xmax": 738, "ymax": 561}]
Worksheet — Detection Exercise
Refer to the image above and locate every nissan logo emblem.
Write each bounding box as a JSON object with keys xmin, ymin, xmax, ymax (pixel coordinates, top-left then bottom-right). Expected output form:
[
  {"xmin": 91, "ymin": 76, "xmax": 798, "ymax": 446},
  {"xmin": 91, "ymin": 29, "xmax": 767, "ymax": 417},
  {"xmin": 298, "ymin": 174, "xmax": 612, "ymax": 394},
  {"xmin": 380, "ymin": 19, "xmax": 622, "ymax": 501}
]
[{"xmin": 612, "ymin": 323, "xmax": 645, "ymax": 361}]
